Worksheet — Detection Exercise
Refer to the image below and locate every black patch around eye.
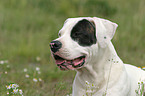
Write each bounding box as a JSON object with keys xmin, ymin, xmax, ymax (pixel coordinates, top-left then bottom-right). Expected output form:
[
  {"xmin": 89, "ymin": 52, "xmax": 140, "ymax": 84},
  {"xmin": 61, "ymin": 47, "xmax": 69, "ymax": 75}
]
[{"xmin": 71, "ymin": 19, "xmax": 97, "ymax": 46}]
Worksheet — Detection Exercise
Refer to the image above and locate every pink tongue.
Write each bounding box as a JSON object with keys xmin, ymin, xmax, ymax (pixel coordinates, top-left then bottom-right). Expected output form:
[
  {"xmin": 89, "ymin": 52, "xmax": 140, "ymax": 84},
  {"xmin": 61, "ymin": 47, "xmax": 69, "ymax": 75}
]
[
  {"xmin": 73, "ymin": 58, "xmax": 83, "ymax": 66},
  {"xmin": 56, "ymin": 59, "xmax": 65, "ymax": 64},
  {"xmin": 66, "ymin": 60, "xmax": 71, "ymax": 64}
]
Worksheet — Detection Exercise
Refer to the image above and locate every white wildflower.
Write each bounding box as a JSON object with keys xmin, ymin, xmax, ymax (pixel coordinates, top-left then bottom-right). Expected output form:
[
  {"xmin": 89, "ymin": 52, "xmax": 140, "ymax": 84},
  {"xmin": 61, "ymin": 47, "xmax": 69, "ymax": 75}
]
[
  {"xmin": 23, "ymin": 68, "xmax": 27, "ymax": 72},
  {"xmin": 85, "ymin": 81, "xmax": 90, "ymax": 85},
  {"xmin": 33, "ymin": 78, "xmax": 38, "ymax": 82},
  {"xmin": 25, "ymin": 74, "xmax": 29, "ymax": 78},
  {"xmin": 7, "ymin": 92, "xmax": 9, "ymax": 94},
  {"xmin": 19, "ymin": 89, "xmax": 23, "ymax": 94},
  {"xmin": 36, "ymin": 67, "xmax": 40, "ymax": 71},
  {"xmin": 5, "ymin": 71, "xmax": 7, "ymax": 74},
  {"xmin": 6, "ymin": 85, "xmax": 11, "ymax": 89},
  {"xmin": 11, "ymin": 84, "xmax": 19, "ymax": 89},
  {"xmin": 36, "ymin": 56, "xmax": 41, "ymax": 61},
  {"xmin": 39, "ymin": 78, "xmax": 42, "ymax": 81},
  {"xmin": 142, "ymin": 67, "xmax": 145, "ymax": 70},
  {"xmin": 91, "ymin": 83, "xmax": 97, "ymax": 89},
  {"xmin": 0, "ymin": 60, "xmax": 4, "ymax": 64},
  {"xmin": 13, "ymin": 89, "xmax": 18, "ymax": 94}
]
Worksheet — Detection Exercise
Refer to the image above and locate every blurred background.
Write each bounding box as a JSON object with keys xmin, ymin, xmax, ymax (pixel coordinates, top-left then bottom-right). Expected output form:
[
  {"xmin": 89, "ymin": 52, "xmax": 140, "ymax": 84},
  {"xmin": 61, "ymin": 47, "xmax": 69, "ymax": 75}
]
[{"xmin": 0, "ymin": 0, "xmax": 145, "ymax": 95}]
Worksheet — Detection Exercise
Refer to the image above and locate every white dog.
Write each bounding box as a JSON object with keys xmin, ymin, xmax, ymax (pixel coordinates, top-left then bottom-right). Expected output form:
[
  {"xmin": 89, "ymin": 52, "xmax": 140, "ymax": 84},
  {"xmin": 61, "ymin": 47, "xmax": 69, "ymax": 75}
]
[{"xmin": 50, "ymin": 17, "xmax": 145, "ymax": 96}]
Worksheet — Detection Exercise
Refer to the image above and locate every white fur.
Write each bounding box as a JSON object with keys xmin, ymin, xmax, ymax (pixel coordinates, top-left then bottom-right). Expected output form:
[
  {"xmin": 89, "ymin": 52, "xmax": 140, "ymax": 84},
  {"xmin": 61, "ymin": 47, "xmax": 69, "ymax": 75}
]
[{"xmin": 55, "ymin": 17, "xmax": 145, "ymax": 96}]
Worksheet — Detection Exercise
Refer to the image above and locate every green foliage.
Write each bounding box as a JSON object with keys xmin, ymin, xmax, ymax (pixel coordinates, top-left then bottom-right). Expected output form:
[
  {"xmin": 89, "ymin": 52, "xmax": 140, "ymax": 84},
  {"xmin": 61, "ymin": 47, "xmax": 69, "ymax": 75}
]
[
  {"xmin": 0, "ymin": 0, "xmax": 145, "ymax": 95},
  {"xmin": 85, "ymin": 0, "xmax": 117, "ymax": 17}
]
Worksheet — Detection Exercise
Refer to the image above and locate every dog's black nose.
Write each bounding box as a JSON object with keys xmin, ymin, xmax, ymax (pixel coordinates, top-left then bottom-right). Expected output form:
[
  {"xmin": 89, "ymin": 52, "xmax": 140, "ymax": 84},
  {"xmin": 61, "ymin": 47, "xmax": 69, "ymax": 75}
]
[{"xmin": 50, "ymin": 40, "xmax": 62, "ymax": 53}]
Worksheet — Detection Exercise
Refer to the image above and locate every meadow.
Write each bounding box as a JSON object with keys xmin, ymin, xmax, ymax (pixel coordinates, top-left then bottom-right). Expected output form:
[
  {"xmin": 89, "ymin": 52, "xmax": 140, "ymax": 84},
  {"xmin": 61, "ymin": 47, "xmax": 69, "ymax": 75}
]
[{"xmin": 0, "ymin": 0, "xmax": 145, "ymax": 96}]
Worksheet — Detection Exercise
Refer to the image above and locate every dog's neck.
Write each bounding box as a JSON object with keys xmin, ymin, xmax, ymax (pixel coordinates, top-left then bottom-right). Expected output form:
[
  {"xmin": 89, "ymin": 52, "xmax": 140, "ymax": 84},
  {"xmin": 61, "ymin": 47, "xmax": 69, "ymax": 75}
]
[{"xmin": 76, "ymin": 42, "xmax": 124, "ymax": 91}]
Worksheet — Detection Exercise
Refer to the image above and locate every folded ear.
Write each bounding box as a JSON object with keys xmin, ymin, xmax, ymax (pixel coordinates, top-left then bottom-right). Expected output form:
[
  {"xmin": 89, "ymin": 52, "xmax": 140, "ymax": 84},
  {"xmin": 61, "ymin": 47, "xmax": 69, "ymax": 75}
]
[
  {"xmin": 92, "ymin": 17, "xmax": 118, "ymax": 48},
  {"xmin": 100, "ymin": 18, "xmax": 118, "ymax": 40}
]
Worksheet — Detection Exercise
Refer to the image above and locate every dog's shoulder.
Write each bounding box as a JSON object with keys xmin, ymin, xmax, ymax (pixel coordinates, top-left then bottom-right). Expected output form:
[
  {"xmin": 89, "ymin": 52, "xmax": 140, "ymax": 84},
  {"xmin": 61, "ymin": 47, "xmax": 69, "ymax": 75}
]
[{"xmin": 124, "ymin": 64, "xmax": 145, "ymax": 80}]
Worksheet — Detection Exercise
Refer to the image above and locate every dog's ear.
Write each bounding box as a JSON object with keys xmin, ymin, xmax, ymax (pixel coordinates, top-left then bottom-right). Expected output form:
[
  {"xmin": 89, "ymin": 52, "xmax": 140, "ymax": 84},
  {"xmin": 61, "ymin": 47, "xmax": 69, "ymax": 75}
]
[
  {"xmin": 100, "ymin": 19, "xmax": 118, "ymax": 40},
  {"xmin": 92, "ymin": 17, "xmax": 118, "ymax": 48}
]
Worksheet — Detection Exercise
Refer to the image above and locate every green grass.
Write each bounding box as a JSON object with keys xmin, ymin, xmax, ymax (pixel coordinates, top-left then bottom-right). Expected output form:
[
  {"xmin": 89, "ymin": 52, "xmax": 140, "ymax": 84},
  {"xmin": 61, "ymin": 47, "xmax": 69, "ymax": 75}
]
[{"xmin": 0, "ymin": 0, "xmax": 145, "ymax": 96}]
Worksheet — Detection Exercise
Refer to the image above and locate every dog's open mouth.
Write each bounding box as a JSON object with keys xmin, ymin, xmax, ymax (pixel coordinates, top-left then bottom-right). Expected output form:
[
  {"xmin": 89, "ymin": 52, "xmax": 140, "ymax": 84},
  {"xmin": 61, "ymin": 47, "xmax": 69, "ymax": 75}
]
[{"xmin": 53, "ymin": 55, "xmax": 86, "ymax": 70}]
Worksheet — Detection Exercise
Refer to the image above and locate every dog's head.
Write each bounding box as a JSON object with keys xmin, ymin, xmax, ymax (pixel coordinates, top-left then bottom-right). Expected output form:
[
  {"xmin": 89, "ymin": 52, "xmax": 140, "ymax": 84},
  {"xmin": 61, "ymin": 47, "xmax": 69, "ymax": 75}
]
[{"xmin": 50, "ymin": 17, "xmax": 118, "ymax": 70}]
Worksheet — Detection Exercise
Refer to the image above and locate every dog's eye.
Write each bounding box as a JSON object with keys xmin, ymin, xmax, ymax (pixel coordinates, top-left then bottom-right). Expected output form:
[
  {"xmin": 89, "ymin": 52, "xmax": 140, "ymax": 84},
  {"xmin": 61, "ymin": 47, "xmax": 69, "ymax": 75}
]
[{"xmin": 73, "ymin": 32, "xmax": 81, "ymax": 37}]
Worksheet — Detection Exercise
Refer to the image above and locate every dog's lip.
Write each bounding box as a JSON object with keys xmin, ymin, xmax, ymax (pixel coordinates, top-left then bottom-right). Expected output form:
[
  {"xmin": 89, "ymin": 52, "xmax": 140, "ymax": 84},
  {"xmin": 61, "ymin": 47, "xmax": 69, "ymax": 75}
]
[
  {"xmin": 53, "ymin": 54, "xmax": 86, "ymax": 70},
  {"xmin": 54, "ymin": 55, "xmax": 85, "ymax": 63}
]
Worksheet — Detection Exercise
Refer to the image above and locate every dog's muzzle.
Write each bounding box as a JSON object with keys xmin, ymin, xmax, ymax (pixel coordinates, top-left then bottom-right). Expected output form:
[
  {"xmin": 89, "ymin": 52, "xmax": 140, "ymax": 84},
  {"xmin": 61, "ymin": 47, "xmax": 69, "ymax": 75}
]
[{"xmin": 50, "ymin": 41, "xmax": 86, "ymax": 70}]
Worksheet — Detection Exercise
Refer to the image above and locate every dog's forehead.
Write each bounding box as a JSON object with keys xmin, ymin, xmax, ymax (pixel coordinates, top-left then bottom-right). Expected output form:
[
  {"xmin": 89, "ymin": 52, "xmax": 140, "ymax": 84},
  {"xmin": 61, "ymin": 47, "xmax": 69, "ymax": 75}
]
[{"xmin": 59, "ymin": 18, "xmax": 84, "ymax": 34}]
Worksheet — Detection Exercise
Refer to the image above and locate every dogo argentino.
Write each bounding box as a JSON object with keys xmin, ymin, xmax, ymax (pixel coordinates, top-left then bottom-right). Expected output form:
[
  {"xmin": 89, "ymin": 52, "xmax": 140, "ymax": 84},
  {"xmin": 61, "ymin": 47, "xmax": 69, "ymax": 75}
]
[{"xmin": 50, "ymin": 17, "xmax": 145, "ymax": 96}]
